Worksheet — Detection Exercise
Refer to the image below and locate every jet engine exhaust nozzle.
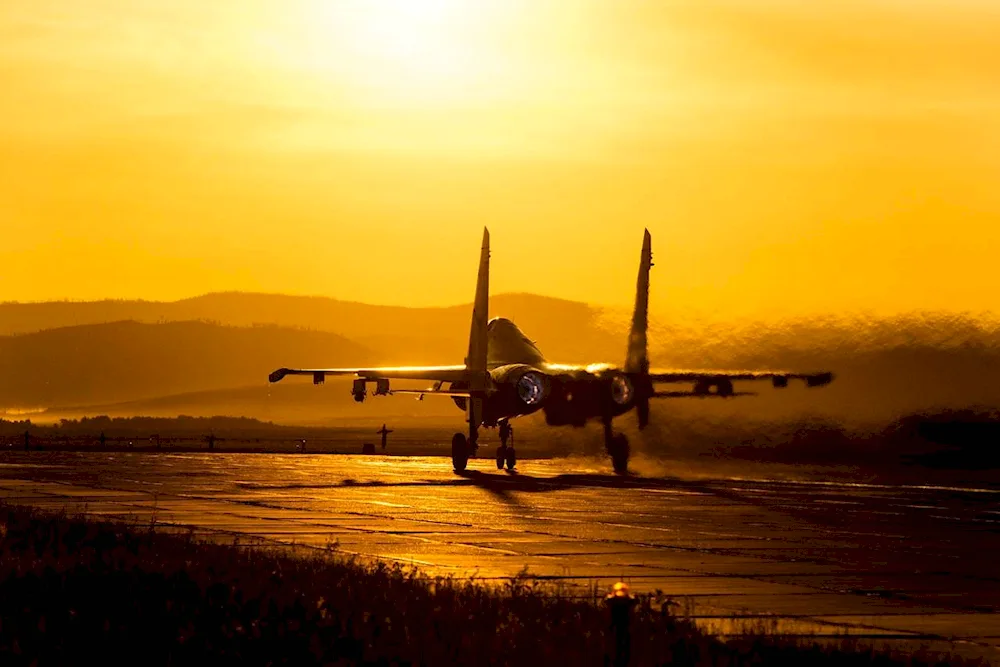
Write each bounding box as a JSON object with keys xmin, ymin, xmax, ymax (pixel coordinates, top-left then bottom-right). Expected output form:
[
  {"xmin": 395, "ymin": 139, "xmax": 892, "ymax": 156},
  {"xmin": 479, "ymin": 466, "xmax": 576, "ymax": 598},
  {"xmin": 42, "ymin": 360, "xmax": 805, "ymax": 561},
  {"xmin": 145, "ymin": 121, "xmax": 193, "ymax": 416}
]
[
  {"xmin": 610, "ymin": 373, "xmax": 634, "ymax": 406},
  {"xmin": 516, "ymin": 371, "xmax": 547, "ymax": 406}
]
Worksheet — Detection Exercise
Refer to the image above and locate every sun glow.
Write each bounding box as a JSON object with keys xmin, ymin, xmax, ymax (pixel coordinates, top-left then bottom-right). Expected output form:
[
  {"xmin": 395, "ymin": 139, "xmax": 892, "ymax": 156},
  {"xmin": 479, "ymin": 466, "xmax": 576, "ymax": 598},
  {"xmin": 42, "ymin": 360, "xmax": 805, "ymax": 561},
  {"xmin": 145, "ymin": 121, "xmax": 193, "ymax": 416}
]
[{"xmin": 296, "ymin": 0, "xmax": 513, "ymax": 106}]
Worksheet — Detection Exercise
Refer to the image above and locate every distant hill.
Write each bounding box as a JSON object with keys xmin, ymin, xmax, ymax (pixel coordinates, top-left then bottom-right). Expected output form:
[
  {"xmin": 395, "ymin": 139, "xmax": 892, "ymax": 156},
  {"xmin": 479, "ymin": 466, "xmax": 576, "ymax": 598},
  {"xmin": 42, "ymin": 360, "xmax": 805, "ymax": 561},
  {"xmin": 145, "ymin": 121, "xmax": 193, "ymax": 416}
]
[
  {"xmin": 0, "ymin": 292, "xmax": 627, "ymax": 365},
  {"xmin": 3, "ymin": 294, "xmax": 1000, "ymax": 428},
  {"xmin": 0, "ymin": 320, "xmax": 377, "ymax": 409},
  {"xmin": 39, "ymin": 381, "xmax": 460, "ymax": 427}
]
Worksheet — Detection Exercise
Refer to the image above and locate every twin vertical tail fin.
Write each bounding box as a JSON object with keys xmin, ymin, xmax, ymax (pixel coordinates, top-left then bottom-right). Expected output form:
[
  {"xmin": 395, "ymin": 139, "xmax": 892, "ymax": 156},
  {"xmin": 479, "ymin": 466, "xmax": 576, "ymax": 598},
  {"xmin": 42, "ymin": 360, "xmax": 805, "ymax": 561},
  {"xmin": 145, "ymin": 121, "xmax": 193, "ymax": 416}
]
[
  {"xmin": 466, "ymin": 227, "xmax": 490, "ymax": 384},
  {"xmin": 625, "ymin": 229, "xmax": 653, "ymax": 429},
  {"xmin": 465, "ymin": 228, "xmax": 491, "ymax": 434}
]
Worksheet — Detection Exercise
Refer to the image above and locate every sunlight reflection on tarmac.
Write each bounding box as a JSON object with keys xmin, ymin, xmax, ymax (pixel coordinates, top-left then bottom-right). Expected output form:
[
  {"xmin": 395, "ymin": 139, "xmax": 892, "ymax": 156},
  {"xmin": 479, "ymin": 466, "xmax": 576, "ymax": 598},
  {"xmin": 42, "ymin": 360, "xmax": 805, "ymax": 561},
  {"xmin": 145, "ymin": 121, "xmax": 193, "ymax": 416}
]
[{"xmin": 0, "ymin": 451, "xmax": 998, "ymax": 655}]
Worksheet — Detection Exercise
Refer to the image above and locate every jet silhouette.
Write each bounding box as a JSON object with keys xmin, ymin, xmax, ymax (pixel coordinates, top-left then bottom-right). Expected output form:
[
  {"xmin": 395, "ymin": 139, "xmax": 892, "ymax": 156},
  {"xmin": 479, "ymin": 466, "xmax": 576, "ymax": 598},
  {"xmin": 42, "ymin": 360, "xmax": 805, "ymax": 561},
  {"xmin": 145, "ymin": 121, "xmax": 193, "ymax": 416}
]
[{"xmin": 270, "ymin": 229, "xmax": 833, "ymax": 474}]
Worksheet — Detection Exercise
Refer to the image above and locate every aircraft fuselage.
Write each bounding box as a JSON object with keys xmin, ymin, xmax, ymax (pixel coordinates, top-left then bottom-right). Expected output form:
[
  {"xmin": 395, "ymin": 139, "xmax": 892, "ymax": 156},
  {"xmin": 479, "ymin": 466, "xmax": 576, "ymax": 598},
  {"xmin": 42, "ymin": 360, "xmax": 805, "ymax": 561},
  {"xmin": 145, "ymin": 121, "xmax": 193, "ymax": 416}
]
[{"xmin": 448, "ymin": 318, "xmax": 641, "ymax": 428}]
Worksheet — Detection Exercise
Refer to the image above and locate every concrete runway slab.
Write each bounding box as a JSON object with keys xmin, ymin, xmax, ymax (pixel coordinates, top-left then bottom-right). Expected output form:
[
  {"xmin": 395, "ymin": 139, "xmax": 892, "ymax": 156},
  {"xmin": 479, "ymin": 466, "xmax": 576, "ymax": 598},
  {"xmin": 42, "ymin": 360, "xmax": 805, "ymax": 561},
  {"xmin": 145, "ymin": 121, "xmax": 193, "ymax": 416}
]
[{"xmin": 0, "ymin": 451, "xmax": 998, "ymax": 658}]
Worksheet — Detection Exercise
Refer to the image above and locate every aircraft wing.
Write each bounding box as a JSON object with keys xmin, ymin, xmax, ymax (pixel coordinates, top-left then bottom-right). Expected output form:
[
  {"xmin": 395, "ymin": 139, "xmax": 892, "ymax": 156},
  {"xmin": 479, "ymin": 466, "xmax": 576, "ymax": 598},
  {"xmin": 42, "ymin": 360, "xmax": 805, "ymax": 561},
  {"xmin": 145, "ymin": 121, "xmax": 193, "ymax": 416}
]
[
  {"xmin": 649, "ymin": 369, "xmax": 833, "ymax": 388},
  {"xmin": 541, "ymin": 363, "xmax": 832, "ymax": 388},
  {"xmin": 269, "ymin": 365, "xmax": 469, "ymax": 384}
]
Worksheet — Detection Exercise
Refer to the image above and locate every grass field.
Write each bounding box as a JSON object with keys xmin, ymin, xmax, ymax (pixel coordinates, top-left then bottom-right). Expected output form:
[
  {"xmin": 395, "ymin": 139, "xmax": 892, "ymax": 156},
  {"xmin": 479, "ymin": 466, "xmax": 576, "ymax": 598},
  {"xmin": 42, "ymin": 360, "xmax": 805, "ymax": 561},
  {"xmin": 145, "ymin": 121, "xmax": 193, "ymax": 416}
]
[{"xmin": 0, "ymin": 500, "xmax": 990, "ymax": 666}]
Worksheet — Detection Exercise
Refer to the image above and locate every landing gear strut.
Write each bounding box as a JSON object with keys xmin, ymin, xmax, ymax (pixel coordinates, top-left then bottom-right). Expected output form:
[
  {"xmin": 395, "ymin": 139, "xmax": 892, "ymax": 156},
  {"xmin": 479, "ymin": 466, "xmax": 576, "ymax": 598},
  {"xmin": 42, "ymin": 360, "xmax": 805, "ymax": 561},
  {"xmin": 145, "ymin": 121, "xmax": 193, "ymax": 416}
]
[
  {"xmin": 496, "ymin": 421, "xmax": 516, "ymax": 471},
  {"xmin": 603, "ymin": 417, "xmax": 629, "ymax": 475}
]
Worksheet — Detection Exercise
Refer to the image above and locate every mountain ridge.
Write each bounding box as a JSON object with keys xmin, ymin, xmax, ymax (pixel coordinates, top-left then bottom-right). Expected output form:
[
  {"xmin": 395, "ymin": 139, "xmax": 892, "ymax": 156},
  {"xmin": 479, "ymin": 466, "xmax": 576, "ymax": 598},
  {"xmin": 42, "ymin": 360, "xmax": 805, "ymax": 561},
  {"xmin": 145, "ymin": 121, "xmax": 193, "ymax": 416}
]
[
  {"xmin": 3, "ymin": 293, "xmax": 1000, "ymax": 426},
  {"xmin": 0, "ymin": 320, "xmax": 378, "ymax": 409},
  {"xmin": 0, "ymin": 291, "xmax": 607, "ymax": 336}
]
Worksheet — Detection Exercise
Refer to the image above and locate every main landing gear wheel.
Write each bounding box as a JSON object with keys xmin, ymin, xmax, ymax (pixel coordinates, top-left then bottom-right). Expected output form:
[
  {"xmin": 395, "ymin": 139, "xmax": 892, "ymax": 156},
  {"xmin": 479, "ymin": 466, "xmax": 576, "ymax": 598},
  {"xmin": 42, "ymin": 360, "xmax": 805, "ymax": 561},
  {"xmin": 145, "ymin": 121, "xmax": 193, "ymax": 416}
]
[
  {"xmin": 495, "ymin": 446, "xmax": 517, "ymax": 470},
  {"xmin": 609, "ymin": 433, "xmax": 630, "ymax": 475},
  {"xmin": 452, "ymin": 433, "xmax": 469, "ymax": 472},
  {"xmin": 505, "ymin": 447, "xmax": 517, "ymax": 471}
]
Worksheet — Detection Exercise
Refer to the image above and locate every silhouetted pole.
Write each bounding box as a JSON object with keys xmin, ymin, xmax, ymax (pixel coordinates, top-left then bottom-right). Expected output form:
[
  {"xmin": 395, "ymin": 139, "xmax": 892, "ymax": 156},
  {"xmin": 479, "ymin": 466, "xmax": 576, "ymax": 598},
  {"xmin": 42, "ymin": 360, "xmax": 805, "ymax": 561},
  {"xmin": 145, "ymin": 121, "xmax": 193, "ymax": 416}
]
[
  {"xmin": 605, "ymin": 582, "xmax": 637, "ymax": 667},
  {"xmin": 99, "ymin": 431, "xmax": 106, "ymax": 449},
  {"xmin": 23, "ymin": 430, "xmax": 30, "ymax": 451},
  {"xmin": 377, "ymin": 424, "xmax": 393, "ymax": 451}
]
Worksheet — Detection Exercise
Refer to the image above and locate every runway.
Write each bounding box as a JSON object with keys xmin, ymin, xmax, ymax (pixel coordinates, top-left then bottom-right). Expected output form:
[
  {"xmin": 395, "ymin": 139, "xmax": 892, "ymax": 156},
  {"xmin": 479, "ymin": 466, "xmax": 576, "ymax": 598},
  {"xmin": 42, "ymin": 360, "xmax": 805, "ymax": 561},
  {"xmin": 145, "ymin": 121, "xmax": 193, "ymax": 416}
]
[{"xmin": 0, "ymin": 451, "xmax": 998, "ymax": 655}]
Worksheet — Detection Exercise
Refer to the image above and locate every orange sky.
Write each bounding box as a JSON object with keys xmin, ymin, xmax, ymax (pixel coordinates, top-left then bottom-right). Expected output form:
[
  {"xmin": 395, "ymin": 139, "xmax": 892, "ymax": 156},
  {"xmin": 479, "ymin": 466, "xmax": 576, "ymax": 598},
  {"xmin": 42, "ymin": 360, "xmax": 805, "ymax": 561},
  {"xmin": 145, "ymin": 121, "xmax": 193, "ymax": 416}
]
[{"xmin": 2, "ymin": 1, "xmax": 999, "ymax": 318}]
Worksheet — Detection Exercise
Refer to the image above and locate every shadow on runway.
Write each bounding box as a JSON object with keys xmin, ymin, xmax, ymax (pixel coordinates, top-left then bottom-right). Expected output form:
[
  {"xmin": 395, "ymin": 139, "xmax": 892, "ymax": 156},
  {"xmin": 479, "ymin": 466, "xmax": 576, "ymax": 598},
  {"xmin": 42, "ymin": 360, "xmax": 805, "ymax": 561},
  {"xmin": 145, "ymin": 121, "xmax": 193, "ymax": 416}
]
[
  {"xmin": 238, "ymin": 469, "xmax": 746, "ymax": 506},
  {"xmin": 241, "ymin": 470, "xmax": 731, "ymax": 508}
]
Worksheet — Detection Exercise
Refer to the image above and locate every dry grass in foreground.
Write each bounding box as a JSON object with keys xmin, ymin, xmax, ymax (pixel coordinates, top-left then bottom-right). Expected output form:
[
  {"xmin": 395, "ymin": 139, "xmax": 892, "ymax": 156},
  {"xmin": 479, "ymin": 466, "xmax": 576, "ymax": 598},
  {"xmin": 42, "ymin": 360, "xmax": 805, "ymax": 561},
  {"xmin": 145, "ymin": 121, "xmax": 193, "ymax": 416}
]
[{"xmin": 0, "ymin": 502, "xmax": 990, "ymax": 666}]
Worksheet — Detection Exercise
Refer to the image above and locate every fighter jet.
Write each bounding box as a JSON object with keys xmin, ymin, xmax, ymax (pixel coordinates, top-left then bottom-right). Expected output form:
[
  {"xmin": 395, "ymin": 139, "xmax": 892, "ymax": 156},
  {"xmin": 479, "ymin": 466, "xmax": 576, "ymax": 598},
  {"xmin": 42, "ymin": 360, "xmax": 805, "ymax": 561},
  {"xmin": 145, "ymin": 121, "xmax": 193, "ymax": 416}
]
[{"xmin": 269, "ymin": 229, "xmax": 833, "ymax": 474}]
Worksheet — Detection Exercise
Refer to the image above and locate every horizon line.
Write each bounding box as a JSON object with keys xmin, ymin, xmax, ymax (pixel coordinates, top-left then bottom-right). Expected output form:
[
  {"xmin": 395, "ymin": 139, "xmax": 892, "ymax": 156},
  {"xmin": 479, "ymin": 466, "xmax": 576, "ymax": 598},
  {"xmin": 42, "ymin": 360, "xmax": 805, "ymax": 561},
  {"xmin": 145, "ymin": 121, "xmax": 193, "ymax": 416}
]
[{"xmin": 1, "ymin": 290, "xmax": 999, "ymax": 323}]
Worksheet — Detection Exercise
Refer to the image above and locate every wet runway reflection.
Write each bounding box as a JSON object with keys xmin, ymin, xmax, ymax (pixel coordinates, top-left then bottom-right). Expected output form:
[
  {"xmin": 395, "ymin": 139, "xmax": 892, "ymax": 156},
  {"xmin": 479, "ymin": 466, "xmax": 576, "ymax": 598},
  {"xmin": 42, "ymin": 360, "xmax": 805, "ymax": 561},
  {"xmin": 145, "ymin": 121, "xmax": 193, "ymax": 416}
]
[{"xmin": 0, "ymin": 452, "xmax": 998, "ymax": 652}]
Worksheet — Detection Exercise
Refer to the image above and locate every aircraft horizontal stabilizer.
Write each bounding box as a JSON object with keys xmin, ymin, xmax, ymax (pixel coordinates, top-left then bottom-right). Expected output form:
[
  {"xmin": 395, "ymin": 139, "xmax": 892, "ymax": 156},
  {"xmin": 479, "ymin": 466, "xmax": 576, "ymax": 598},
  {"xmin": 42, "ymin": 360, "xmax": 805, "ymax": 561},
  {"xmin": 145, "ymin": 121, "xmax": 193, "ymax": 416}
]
[
  {"xmin": 804, "ymin": 372, "xmax": 834, "ymax": 387},
  {"xmin": 389, "ymin": 388, "xmax": 473, "ymax": 398}
]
